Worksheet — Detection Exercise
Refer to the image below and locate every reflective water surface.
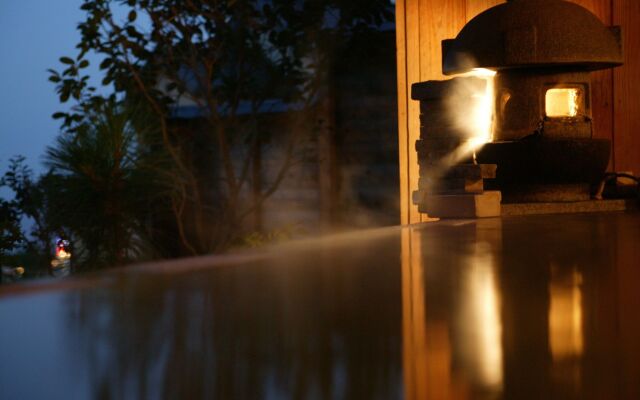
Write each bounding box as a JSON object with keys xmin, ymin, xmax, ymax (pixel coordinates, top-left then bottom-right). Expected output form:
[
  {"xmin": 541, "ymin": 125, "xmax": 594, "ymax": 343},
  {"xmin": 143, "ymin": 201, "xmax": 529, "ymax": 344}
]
[{"xmin": 1, "ymin": 213, "xmax": 639, "ymax": 399}]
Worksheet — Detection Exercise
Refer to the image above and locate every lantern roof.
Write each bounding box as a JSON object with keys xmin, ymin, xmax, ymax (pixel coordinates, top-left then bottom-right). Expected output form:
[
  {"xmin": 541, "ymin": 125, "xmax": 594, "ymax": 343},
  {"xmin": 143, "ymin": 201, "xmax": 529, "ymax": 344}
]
[{"xmin": 442, "ymin": 0, "xmax": 623, "ymax": 75}]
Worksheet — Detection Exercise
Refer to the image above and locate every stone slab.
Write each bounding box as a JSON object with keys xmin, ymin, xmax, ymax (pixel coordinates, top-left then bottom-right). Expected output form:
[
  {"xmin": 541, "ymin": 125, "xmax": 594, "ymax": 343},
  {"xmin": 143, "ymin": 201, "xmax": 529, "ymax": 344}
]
[
  {"xmin": 411, "ymin": 77, "xmax": 486, "ymax": 100},
  {"xmin": 415, "ymin": 190, "xmax": 502, "ymax": 218},
  {"xmin": 418, "ymin": 177, "xmax": 484, "ymax": 194},
  {"xmin": 501, "ymin": 199, "xmax": 637, "ymax": 216}
]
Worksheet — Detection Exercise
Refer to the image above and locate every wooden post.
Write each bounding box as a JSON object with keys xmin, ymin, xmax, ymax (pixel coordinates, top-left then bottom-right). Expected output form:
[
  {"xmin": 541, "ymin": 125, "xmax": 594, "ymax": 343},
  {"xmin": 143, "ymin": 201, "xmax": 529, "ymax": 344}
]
[{"xmin": 395, "ymin": 0, "xmax": 468, "ymax": 225}]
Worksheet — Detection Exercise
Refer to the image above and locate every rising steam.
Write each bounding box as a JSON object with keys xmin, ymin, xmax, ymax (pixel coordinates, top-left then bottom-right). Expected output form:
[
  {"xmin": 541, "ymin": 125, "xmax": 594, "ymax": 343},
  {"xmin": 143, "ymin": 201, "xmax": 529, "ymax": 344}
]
[{"xmin": 445, "ymin": 68, "xmax": 496, "ymax": 164}]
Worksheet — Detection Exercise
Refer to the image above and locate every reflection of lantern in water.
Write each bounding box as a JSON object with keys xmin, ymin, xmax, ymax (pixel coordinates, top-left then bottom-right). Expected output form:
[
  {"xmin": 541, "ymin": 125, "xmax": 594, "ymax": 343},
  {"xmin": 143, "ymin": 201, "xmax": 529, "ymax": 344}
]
[
  {"xmin": 549, "ymin": 266, "xmax": 584, "ymax": 360},
  {"xmin": 459, "ymin": 250, "xmax": 503, "ymax": 389},
  {"xmin": 401, "ymin": 227, "xmax": 504, "ymax": 399},
  {"xmin": 549, "ymin": 269, "xmax": 583, "ymax": 360},
  {"xmin": 548, "ymin": 265, "xmax": 584, "ymax": 390}
]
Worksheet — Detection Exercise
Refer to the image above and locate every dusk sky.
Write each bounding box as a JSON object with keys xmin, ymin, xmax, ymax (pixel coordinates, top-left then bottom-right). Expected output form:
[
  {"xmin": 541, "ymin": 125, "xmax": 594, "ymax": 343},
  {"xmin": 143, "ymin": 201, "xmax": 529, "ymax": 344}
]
[{"xmin": 0, "ymin": 1, "xmax": 123, "ymax": 176}]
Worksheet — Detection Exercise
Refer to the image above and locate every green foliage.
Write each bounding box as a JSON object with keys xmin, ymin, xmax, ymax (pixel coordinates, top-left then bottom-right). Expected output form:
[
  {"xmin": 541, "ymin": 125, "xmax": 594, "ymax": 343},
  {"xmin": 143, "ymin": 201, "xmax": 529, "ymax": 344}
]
[
  {"xmin": 44, "ymin": 99, "xmax": 163, "ymax": 268},
  {"xmin": 1, "ymin": 157, "xmax": 57, "ymax": 259},
  {"xmin": 0, "ymin": 198, "xmax": 23, "ymax": 262},
  {"xmin": 47, "ymin": 0, "xmax": 394, "ymax": 258},
  {"xmin": 1, "ymin": 104, "xmax": 171, "ymax": 271},
  {"xmin": 1, "ymin": 157, "xmax": 51, "ymax": 270}
]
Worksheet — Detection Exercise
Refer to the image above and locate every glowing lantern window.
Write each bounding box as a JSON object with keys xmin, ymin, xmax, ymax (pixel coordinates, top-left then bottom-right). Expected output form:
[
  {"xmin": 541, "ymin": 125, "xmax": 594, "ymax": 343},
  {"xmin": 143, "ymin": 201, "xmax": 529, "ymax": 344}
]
[{"xmin": 545, "ymin": 88, "xmax": 582, "ymax": 117}]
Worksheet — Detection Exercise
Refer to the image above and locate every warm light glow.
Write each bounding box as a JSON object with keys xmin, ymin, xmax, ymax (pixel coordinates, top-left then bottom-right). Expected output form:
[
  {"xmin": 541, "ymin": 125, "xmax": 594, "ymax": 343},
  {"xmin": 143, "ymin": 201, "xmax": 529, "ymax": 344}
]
[
  {"xmin": 52, "ymin": 242, "xmax": 71, "ymax": 269},
  {"xmin": 425, "ymin": 68, "xmax": 497, "ymax": 180},
  {"xmin": 446, "ymin": 68, "xmax": 496, "ymax": 164},
  {"xmin": 456, "ymin": 68, "xmax": 498, "ymax": 79},
  {"xmin": 546, "ymin": 88, "xmax": 580, "ymax": 117},
  {"xmin": 549, "ymin": 267, "xmax": 584, "ymax": 360},
  {"xmin": 461, "ymin": 68, "xmax": 496, "ymax": 146},
  {"xmin": 470, "ymin": 68, "xmax": 497, "ymax": 78},
  {"xmin": 57, "ymin": 249, "xmax": 71, "ymax": 260}
]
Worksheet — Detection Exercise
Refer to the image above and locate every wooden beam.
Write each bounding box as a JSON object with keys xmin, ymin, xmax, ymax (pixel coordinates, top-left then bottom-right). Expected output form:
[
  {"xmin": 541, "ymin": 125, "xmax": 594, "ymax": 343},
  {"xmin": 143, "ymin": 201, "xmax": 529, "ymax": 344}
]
[
  {"xmin": 405, "ymin": 0, "xmax": 422, "ymax": 223},
  {"xmin": 396, "ymin": 0, "xmax": 411, "ymax": 225}
]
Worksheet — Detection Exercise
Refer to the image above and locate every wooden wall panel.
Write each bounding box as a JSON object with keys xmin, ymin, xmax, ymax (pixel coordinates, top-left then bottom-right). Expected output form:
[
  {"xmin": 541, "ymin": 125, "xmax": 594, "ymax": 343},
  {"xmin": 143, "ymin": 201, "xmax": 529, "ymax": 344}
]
[
  {"xmin": 613, "ymin": 0, "xmax": 640, "ymax": 174},
  {"xmin": 465, "ymin": 0, "xmax": 504, "ymax": 21},
  {"xmin": 570, "ymin": 0, "xmax": 615, "ymax": 170},
  {"xmin": 419, "ymin": 0, "xmax": 466, "ymax": 83}
]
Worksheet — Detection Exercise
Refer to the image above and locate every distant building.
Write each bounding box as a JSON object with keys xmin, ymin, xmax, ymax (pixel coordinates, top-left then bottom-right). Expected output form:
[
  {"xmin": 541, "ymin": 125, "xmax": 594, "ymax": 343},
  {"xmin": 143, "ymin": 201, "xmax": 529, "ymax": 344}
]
[{"xmin": 167, "ymin": 29, "xmax": 399, "ymax": 235}]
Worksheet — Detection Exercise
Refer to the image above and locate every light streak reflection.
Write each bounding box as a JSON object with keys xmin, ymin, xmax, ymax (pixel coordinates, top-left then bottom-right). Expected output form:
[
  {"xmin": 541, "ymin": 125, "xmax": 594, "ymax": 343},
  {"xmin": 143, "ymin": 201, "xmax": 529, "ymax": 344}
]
[{"xmin": 549, "ymin": 266, "xmax": 584, "ymax": 360}]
